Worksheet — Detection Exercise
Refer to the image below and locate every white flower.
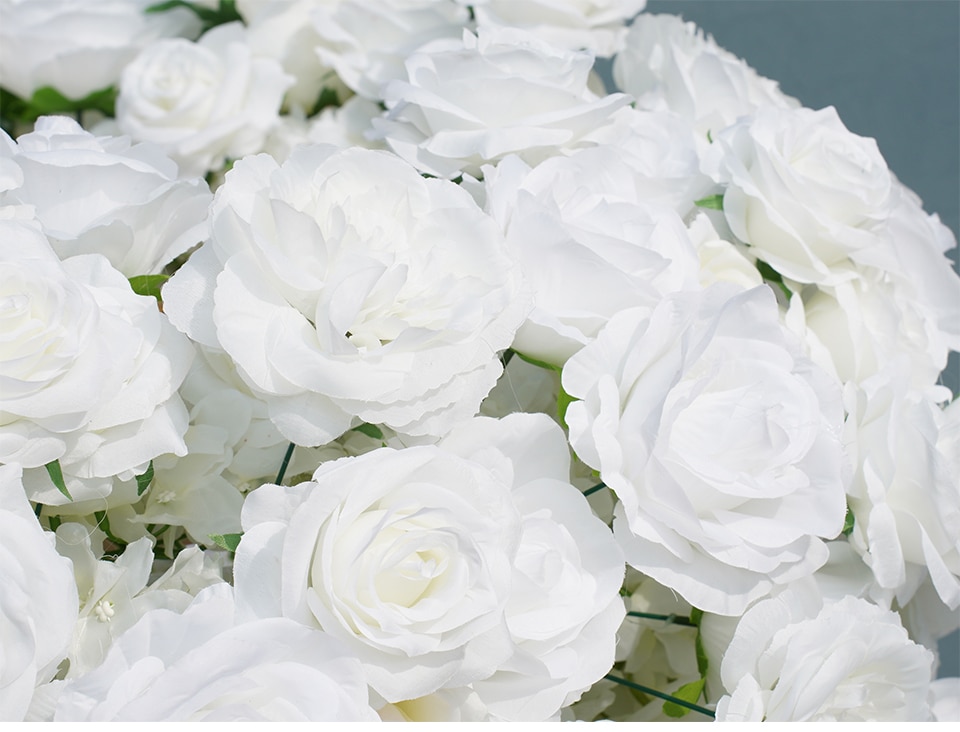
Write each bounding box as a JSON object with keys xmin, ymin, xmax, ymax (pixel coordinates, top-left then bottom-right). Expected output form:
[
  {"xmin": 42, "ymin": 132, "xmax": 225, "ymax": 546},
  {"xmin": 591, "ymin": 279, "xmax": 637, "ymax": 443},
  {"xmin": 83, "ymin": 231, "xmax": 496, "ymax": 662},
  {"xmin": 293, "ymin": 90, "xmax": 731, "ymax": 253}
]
[
  {"xmin": 234, "ymin": 436, "xmax": 522, "ymax": 702},
  {"xmin": 50, "ymin": 584, "xmax": 379, "ymax": 721},
  {"xmin": 0, "ymin": 116, "xmax": 211, "ymax": 276},
  {"xmin": 443, "ymin": 415, "xmax": 626, "ymax": 720},
  {"xmin": 0, "ymin": 0, "xmax": 200, "ymax": 101},
  {"xmin": 0, "ymin": 463, "xmax": 78, "ymax": 722},
  {"xmin": 116, "ymin": 22, "xmax": 294, "ymax": 177},
  {"xmin": 704, "ymin": 106, "xmax": 897, "ymax": 285},
  {"xmin": 715, "ymin": 589, "xmax": 935, "ymax": 721},
  {"xmin": 312, "ymin": 0, "xmax": 471, "ymax": 100},
  {"xmin": 163, "ymin": 145, "xmax": 528, "ymax": 445},
  {"xmin": 564, "ymin": 285, "xmax": 847, "ymax": 615},
  {"xmin": 234, "ymin": 413, "xmax": 624, "ymax": 711},
  {"xmin": 613, "ymin": 13, "xmax": 798, "ymax": 138},
  {"xmin": 482, "ymin": 149, "xmax": 700, "ymax": 365},
  {"xmin": 471, "ymin": 0, "xmax": 648, "ymax": 56},
  {"xmin": 237, "ymin": 0, "xmax": 347, "ymax": 112},
  {"xmin": 0, "ymin": 220, "xmax": 192, "ymax": 505},
  {"xmin": 843, "ymin": 374, "xmax": 960, "ymax": 610},
  {"xmin": 373, "ymin": 26, "xmax": 632, "ymax": 178}
]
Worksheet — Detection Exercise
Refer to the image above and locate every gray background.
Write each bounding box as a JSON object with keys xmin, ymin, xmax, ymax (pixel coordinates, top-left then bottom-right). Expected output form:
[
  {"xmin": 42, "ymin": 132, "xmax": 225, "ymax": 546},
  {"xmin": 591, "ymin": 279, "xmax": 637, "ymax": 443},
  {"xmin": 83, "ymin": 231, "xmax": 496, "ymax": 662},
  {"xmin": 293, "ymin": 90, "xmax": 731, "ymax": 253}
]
[{"xmin": 639, "ymin": 0, "xmax": 960, "ymax": 679}]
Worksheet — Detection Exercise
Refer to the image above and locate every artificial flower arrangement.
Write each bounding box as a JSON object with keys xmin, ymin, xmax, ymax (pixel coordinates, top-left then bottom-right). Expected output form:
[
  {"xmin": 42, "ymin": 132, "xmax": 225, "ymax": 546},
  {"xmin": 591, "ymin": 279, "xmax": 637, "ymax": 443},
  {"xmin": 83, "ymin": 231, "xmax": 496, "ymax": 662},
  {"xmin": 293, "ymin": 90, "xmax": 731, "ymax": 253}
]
[{"xmin": 1, "ymin": 0, "xmax": 958, "ymax": 723}]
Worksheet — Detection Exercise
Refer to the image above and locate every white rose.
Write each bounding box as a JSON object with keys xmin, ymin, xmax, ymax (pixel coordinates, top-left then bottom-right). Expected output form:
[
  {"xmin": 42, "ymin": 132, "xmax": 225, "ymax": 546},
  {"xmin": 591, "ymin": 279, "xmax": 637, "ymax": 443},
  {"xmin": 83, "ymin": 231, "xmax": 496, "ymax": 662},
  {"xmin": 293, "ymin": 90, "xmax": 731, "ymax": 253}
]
[
  {"xmin": 262, "ymin": 96, "xmax": 385, "ymax": 163},
  {"xmin": 0, "ymin": 464, "xmax": 78, "ymax": 722},
  {"xmin": 237, "ymin": 0, "xmax": 348, "ymax": 112},
  {"xmin": 791, "ymin": 271, "xmax": 954, "ymax": 391},
  {"xmin": 442, "ymin": 415, "xmax": 626, "ymax": 720},
  {"xmin": 613, "ymin": 13, "xmax": 799, "ymax": 138},
  {"xmin": 373, "ymin": 26, "xmax": 632, "ymax": 178},
  {"xmin": 704, "ymin": 106, "xmax": 897, "ymax": 285},
  {"xmin": 0, "ymin": 220, "xmax": 192, "ymax": 504},
  {"xmin": 312, "ymin": 0, "xmax": 471, "ymax": 99},
  {"xmin": 471, "ymin": 0, "xmax": 648, "ymax": 56},
  {"xmin": 716, "ymin": 589, "xmax": 934, "ymax": 721},
  {"xmin": 163, "ymin": 145, "xmax": 528, "ymax": 445},
  {"xmin": 582, "ymin": 107, "xmax": 713, "ymax": 216},
  {"xmin": 0, "ymin": 116, "xmax": 211, "ymax": 276},
  {"xmin": 116, "ymin": 22, "xmax": 294, "ymax": 177},
  {"xmin": 234, "ymin": 438, "xmax": 522, "ymax": 702},
  {"xmin": 234, "ymin": 413, "xmax": 624, "ymax": 710},
  {"xmin": 50, "ymin": 584, "xmax": 379, "ymax": 721},
  {"xmin": 564, "ymin": 285, "xmax": 847, "ymax": 615},
  {"xmin": 843, "ymin": 373, "xmax": 960, "ymax": 610},
  {"xmin": 482, "ymin": 149, "xmax": 700, "ymax": 365},
  {"xmin": 0, "ymin": 0, "xmax": 200, "ymax": 101}
]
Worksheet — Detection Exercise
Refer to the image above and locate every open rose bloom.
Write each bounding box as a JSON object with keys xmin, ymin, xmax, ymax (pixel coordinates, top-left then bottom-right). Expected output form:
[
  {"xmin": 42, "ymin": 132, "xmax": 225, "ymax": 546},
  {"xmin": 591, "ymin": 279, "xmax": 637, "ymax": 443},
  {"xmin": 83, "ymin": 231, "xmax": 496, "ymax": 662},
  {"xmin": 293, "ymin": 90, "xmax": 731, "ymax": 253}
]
[{"xmin": 1, "ymin": 1, "xmax": 958, "ymax": 723}]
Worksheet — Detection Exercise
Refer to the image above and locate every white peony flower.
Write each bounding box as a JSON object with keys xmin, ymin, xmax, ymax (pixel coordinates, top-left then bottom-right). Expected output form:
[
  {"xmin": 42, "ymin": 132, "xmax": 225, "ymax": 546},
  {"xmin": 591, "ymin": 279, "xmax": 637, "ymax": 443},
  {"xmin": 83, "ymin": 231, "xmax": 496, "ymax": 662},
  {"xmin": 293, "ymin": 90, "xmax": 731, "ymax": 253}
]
[
  {"xmin": 471, "ymin": 0, "xmax": 648, "ymax": 56},
  {"xmin": 373, "ymin": 26, "xmax": 632, "ymax": 178},
  {"xmin": 0, "ymin": 219, "xmax": 192, "ymax": 505},
  {"xmin": 0, "ymin": 463, "xmax": 78, "ymax": 722},
  {"xmin": 564, "ymin": 285, "xmax": 847, "ymax": 615},
  {"xmin": 613, "ymin": 13, "xmax": 799, "ymax": 138},
  {"xmin": 50, "ymin": 583, "xmax": 379, "ymax": 721},
  {"xmin": 116, "ymin": 22, "xmax": 294, "ymax": 177},
  {"xmin": 0, "ymin": 116, "xmax": 211, "ymax": 276},
  {"xmin": 312, "ymin": 0, "xmax": 471, "ymax": 100},
  {"xmin": 163, "ymin": 144, "xmax": 528, "ymax": 445},
  {"xmin": 0, "ymin": 0, "xmax": 200, "ymax": 101},
  {"xmin": 482, "ymin": 149, "xmax": 700, "ymax": 365},
  {"xmin": 234, "ymin": 413, "xmax": 624, "ymax": 713},
  {"xmin": 704, "ymin": 106, "xmax": 897, "ymax": 285},
  {"xmin": 715, "ymin": 589, "xmax": 935, "ymax": 721}
]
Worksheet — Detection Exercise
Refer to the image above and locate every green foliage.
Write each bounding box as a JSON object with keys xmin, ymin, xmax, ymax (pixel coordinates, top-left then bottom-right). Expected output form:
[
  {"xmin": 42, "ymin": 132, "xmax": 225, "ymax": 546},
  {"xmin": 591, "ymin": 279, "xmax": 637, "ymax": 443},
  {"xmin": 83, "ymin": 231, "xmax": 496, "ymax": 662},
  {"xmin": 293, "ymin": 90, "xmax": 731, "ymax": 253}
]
[
  {"xmin": 694, "ymin": 194, "xmax": 724, "ymax": 211},
  {"xmin": 755, "ymin": 260, "xmax": 793, "ymax": 300},
  {"xmin": 513, "ymin": 351, "xmax": 562, "ymax": 373},
  {"xmin": 128, "ymin": 275, "xmax": 169, "ymax": 304},
  {"xmin": 135, "ymin": 461, "xmax": 155, "ymax": 497},
  {"xmin": 1, "ymin": 84, "xmax": 117, "ymax": 128},
  {"xmin": 557, "ymin": 384, "xmax": 576, "ymax": 430},
  {"xmin": 352, "ymin": 423, "xmax": 384, "ymax": 440},
  {"xmin": 309, "ymin": 87, "xmax": 341, "ymax": 117},
  {"xmin": 842, "ymin": 506, "xmax": 855, "ymax": 537},
  {"xmin": 44, "ymin": 460, "xmax": 72, "ymax": 501},
  {"xmin": 146, "ymin": 0, "xmax": 241, "ymax": 32},
  {"xmin": 208, "ymin": 532, "xmax": 243, "ymax": 552},
  {"xmin": 662, "ymin": 678, "xmax": 706, "ymax": 718}
]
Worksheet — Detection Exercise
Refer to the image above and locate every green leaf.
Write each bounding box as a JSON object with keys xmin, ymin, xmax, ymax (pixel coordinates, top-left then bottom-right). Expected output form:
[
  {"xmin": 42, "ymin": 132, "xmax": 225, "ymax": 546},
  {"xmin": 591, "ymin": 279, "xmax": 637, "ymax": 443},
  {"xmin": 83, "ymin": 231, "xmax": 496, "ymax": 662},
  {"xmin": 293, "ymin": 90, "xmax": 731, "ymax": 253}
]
[
  {"xmin": 146, "ymin": 1, "xmax": 240, "ymax": 31},
  {"xmin": 663, "ymin": 678, "xmax": 706, "ymax": 718},
  {"xmin": 755, "ymin": 260, "xmax": 793, "ymax": 300},
  {"xmin": 20, "ymin": 85, "xmax": 117, "ymax": 122},
  {"xmin": 694, "ymin": 194, "xmax": 724, "ymax": 211},
  {"xmin": 352, "ymin": 423, "xmax": 384, "ymax": 440},
  {"xmin": 208, "ymin": 533, "xmax": 243, "ymax": 552},
  {"xmin": 135, "ymin": 461, "xmax": 155, "ymax": 497},
  {"xmin": 44, "ymin": 460, "xmax": 72, "ymax": 501},
  {"xmin": 128, "ymin": 275, "xmax": 169, "ymax": 303},
  {"xmin": 557, "ymin": 384, "xmax": 576, "ymax": 430},
  {"xmin": 842, "ymin": 506, "xmax": 855, "ymax": 537},
  {"xmin": 513, "ymin": 351, "xmax": 562, "ymax": 373},
  {"xmin": 48, "ymin": 514, "xmax": 62, "ymax": 532},
  {"xmin": 309, "ymin": 86, "xmax": 341, "ymax": 117},
  {"xmin": 706, "ymin": 129, "xmax": 714, "ymax": 144}
]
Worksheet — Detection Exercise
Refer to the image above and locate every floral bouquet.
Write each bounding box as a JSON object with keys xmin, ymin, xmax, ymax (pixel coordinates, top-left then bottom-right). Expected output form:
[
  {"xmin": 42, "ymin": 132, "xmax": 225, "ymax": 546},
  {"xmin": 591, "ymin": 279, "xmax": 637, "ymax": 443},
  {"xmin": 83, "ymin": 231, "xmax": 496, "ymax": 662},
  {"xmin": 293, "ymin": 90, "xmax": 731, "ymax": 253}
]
[{"xmin": 1, "ymin": 0, "xmax": 958, "ymax": 723}]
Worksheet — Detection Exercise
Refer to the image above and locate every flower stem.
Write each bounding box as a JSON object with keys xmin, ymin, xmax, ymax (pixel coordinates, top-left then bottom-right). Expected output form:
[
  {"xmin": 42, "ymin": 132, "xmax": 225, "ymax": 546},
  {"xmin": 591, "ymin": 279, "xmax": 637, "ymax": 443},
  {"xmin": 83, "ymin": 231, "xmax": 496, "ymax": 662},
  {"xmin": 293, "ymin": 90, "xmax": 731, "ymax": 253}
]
[
  {"xmin": 275, "ymin": 442, "xmax": 295, "ymax": 486},
  {"xmin": 583, "ymin": 481, "xmax": 606, "ymax": 497},
  {"xmin": 603, "ymin": 674, "xmax": 716, "ymax": 718},
  {"xmin": 626, "ymin": 611, "xmax": 697, "ymax": 627}
]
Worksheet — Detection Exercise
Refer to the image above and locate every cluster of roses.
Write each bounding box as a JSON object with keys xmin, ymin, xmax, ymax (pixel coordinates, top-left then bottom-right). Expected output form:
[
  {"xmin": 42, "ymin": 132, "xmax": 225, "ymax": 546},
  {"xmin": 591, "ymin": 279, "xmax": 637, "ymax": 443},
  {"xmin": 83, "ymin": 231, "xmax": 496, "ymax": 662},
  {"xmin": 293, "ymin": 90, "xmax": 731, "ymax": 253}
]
[{"xmin": 1, "ymin": 0, "xmax": 958, "ymax": 723}]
